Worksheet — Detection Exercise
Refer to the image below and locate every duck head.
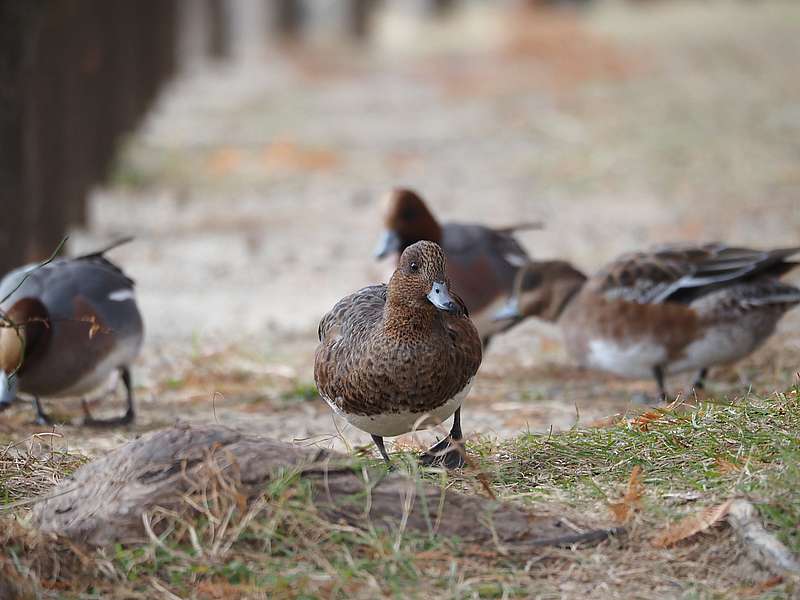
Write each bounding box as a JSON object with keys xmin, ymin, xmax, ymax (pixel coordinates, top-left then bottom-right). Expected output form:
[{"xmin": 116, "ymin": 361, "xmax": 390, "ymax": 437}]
[
  {"xmin": 0, "ymin": 298, "xmax": 50, "ymax": 403},
  {"xmin": 374, "ymin": 188, "xmax": 443, "ymax": 260},
  {"xmin": 388, "ymin": 241, "xmax": 463, "ymax": 317},
  {"xmin": 494, "ymin": 260, "xmax": 587, "ymax": 323}
]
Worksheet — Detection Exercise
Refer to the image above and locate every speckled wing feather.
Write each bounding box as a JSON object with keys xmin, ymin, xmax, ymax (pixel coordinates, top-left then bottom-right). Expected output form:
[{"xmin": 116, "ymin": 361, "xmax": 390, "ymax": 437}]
[
  {"xmin": 592, "ymin": 244, "xmax": 800, "ymax": 305},
  {"xmin": 317, "ymin": 284, "xmax": 387, "ymax": 343}
]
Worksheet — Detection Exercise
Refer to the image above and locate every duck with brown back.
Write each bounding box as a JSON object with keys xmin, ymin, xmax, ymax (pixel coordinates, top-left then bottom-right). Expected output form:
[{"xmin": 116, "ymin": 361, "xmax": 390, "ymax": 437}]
[
  {"xmin": 316, "ymin": 240, "xmax": 482, "ymax": 468},
  {"xmin": 373, "ymin": 188, "xmax": 540, "ymax": 347},
  {"xmin": 494, "ymin": 244, "xmax": 800, "ymax": 400}
]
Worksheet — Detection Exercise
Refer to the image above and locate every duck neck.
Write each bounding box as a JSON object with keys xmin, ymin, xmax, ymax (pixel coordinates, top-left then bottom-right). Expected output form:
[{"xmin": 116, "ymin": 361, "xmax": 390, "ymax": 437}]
[
  {"xmin": 552, "ymin": 278, "xmax": 586, "ymax": 323},
  {"xmin": 382, "ymin": 298, "xmax": 442, "ymax": 341}
]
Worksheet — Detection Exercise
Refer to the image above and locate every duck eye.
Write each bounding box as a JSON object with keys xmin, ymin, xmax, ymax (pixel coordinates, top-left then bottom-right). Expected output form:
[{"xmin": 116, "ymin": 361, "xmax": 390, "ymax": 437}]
[{"xmin": 409, "ymin": 261, "xmax": 419, "ymax": 272}]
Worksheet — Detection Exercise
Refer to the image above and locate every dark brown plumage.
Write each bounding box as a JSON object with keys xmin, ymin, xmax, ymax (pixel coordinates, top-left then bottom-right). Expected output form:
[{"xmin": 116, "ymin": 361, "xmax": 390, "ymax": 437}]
[
  {"xmin": 373, "ymin": 188, "xmax": 540, "ymax": 346},
  {"xmin": 316, "ymin": 240, "xmax": 482, "ymax": 468},
  {"xmin": 496, "ymin": 243, "xmax": 800, "ymax": 399}
]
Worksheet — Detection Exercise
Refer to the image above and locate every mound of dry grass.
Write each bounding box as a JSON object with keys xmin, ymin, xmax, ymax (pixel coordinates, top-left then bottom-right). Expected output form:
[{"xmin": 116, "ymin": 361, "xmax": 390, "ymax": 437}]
[{"xmin": 1, "ymin": 389, "xmax": 799, "ymax": 598}]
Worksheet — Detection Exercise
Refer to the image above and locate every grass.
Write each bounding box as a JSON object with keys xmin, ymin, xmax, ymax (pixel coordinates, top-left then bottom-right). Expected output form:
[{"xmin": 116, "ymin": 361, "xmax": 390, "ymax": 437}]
[
  {"xmin": 477, "ymin": 389, "xmax": 800, "ymax": 552},
  {"xmin": 0, "ymin": 433, "xmax": 88, "ymax": 507},
  {"xmin": 1, "ymin": 387, "xmax": 798, "ymax": 598}
]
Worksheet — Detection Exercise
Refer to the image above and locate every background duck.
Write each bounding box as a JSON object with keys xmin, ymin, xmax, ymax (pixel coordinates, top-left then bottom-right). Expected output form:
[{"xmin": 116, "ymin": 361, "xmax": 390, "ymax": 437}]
[
  {"xmin": 315, "ymin": 240, "xmax": 482, "ymax": 468},
  {"xmin": 0, "ymin": 239, "xmax": 144, "ymax": 425},
  {"xmin": 495, "ymin": 244, "xmax": 800, "ymax": 400},
  {"xmin": 373, "ymin": 187, "xmax": 540, "ymax": 347}
]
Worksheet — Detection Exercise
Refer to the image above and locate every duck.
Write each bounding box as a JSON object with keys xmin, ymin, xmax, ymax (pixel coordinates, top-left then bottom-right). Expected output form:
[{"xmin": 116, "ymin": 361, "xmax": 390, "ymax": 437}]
[
  {"xmin": 315, "ymin": 240, "xmax": 483, "ymax": 468},
  {"xmin": 373, "ymin": 187, "xmax": 540, "ymax": 347},
  {"xmin": 493, "ymin": 243, "xmax": 800, "ymax": 400},
  {"xmin": 0, "ymin": 238, "xmax": 144, "ymax": 425}
]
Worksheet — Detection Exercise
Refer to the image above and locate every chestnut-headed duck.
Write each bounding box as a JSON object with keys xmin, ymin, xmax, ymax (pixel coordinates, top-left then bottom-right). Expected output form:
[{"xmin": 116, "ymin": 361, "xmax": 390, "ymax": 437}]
[
  {"xmin": 495, "ymin": 244, "xmax": 800, "ymax": 399},
  {"xmin": 316, "ymin": 240, "xmax": 482, "ymax": 468},
  {"xmin": 373, "ymin": 188, "xmax": 540, "ymax": 346},
  {"xmin": 0, "ymin": 239, "xmax": 144, "ymax": 425}
]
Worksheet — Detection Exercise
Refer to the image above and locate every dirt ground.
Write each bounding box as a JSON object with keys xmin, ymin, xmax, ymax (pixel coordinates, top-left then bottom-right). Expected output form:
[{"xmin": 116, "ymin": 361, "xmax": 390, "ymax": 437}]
[{"xmin": 3, "ymin": 1, "xmax": 799, "ymax": 458}]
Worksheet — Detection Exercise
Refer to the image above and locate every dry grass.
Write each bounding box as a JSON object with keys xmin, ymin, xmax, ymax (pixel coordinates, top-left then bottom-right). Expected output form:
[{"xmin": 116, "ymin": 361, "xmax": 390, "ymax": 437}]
[
  {"xmin": 1, "ymin": 388, "xmax": 798, "ymax": 598},
  {"xmin": 0, "ymin": 433, "xmax": 88, "ymax": 506}
]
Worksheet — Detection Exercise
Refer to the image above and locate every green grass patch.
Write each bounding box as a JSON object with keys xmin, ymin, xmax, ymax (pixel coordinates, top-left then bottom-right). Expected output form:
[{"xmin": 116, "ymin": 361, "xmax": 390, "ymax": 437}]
[{"xmin": 477, "ymin": 386, "xmax": 800, "ymax": 553}]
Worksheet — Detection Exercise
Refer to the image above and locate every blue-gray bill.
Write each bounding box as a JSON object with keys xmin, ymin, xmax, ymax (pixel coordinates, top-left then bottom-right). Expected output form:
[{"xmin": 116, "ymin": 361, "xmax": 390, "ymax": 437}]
[
  {"xmin": 373, "ymin": 229, "xmax": 401, "ymax": 260},
  {"xmin": 493, "ymin": 297, "xmax": 521, "ymax": 321},
  {"xmin": 427, "ymin": 281, "xmax": 461, "ymax": 315}
]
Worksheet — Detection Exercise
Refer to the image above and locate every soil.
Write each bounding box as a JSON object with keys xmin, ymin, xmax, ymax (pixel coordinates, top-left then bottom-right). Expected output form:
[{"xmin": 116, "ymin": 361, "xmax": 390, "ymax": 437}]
[{"xmin": 3, "ymin": 1, "xmax": 799, "ymax": 459}]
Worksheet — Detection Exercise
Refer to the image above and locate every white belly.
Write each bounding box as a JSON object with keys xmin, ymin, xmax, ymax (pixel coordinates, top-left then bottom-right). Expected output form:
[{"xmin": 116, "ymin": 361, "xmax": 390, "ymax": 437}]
[
  {"xmin": 667, "ymin": 326, "xmax": 758, "ymax": 375},
  {"xmin": 326, "ymin": 378, "xmax": 473, "ymax": 438},
  {"xmin": 586, "ymin": 339, "xmax": 667, "ymax": 379}
]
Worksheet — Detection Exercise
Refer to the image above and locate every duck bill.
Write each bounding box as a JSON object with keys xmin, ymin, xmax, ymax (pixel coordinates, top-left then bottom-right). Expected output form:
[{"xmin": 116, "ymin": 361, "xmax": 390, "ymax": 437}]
[
  {"xmin": 493, "ymin": 297, "xmax": 521, "ymax": 321},
  {"xmin": 373, "ymin": 230, "xmax": 401, "ymax": 260},
  {"xmin": 0, "ymin": 371, "xmax": 18, "ymax": 408},
  {"xmin": 427, "ymin": 281, "xmax": 461, "ymax": 315}
]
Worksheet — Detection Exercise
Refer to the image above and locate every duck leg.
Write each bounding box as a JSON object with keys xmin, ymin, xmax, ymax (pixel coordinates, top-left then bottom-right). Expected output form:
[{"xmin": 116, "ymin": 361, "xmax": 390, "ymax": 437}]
[
  {"xmin": 83, "ymin": 366, "xmax": 135, "ymax": 427},
  {"xmin": 653, "ymin": 366, "xmax": 667, "ymax": 403},
  {"xmin": 371, "ymin": 434, "xmax": 392, "ymax": 464},
  {"xmin": 32, "ymin": 395, "xmax": 53, "ymax": 425},
  {"xmin": 420, "ymin": 407, "xmax": 466, "ymax": 469},
  {"xmin": 692, "ymin": 368, "xmax": 708, "ymax": 391}
]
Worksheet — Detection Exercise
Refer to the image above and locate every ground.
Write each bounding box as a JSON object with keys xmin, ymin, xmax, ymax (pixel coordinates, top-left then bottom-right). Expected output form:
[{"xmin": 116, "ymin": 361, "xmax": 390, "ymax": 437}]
[{"xmin": 1, "ymin": 1, "xmax": 800, "ymax": 598}]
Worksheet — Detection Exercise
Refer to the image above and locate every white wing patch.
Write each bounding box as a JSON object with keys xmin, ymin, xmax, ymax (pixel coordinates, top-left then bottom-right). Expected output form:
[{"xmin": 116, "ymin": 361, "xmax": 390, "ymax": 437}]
[
  {"xmin": 503, "ymin": 252, "xmax": 528, "ymax": 267},
  {"xmin": 108, "ymin": 288, "xmax": 136, "ymax": 302}
]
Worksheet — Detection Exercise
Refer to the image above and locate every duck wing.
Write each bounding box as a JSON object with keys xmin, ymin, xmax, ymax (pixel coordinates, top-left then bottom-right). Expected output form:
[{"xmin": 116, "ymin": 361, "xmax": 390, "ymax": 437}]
[
  {"xmin": 317, "ymin": 284, "xmax": 387, "ymax": 343},
  {"xmin": 594, "ymin": 244, "xmax": 800, "ymax": 305}
]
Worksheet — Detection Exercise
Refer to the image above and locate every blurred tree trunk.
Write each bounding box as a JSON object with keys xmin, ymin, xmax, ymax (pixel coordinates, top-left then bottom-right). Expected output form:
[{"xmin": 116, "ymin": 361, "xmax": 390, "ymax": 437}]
[
  {"xmin": 0, "ymin": 1, "xmax": 44, "ymax": 273},
  {"xmin": 0, "ymin": 0, "xmax": 178, "ymax": 275}
]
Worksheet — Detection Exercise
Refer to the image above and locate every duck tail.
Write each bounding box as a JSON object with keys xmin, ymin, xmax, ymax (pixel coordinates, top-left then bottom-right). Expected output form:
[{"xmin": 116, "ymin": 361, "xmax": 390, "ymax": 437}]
[
  {"xmin": 492, "ymin": 221, "xmax": 544, "ymax": 235},
  {"xmin": 76, "ymin": 237, "xmax": 135, "ymax": 260}
]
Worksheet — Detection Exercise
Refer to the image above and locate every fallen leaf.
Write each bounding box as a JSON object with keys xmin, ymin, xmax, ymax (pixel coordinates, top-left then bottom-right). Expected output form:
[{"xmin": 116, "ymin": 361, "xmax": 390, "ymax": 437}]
[
  {"xmin": 715, "ymin": 457, "xmax": 741, "ymax": 474},
  {"xmin": 652, "ymin": 498, "xmax": 733, "ymax": 548},
  {"xmin": 734, "ymin": 576, "xmax": 784, "ymax": 598},
  {"xmin": 262, "ymin": 140, "xmax": 340, "ymax": 172},
  {"xmin": 80, "ymin": 315, "xmax": 108, "ymax": 339},
  {"xmin": 631, "ymin": 409, "xmax": 666, "ymax": 431},
  {"xmin": 608, "ymin": 465, "xmax": 643, "ymax": 523},
  {"xmin": 208, "ymin": 147, "xmax": 243, "ymax": 175}
]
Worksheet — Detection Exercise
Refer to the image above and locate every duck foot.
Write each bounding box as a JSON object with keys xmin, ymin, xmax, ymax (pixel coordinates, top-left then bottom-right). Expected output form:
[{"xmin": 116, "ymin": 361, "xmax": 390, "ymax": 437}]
[
  {"xmin": 420, "ymin": 437, "xmax": 466, "ymax": 469},
  {"xmin": 81, "ymin": 366, "xmax": 136, "ymax": 427},
  {"xmin": 32, "ymin": 396, "xmax": 54, "ymax": 426},
  {"xmin": 82, "ymin": 400, "xmax": 134, "ymax": 427}
]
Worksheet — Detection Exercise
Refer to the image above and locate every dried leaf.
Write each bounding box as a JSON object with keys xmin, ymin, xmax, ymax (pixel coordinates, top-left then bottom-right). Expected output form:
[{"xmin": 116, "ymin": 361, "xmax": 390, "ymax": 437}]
[
  {"xmin": 715, "ymin": 457, "xmax": 741, "ymax": 474},
  {"xmin": 734, "ymin": 576, "xmax": 784, "ymax": 598},
  {"xmin": 608, "ymin": 465, "xmax": 643, "ymax": 523},
  {"xmin": 80, "ymin": 315, "xmax": 109, "ymax": 339},
  {"xmin": 208, "ymin": 147, "xmax": 242, "ymax": 175},
  {"xmin": 262, "ymin": 140, "xmax": 339, "ymax": 172},
  {"xmin": 652, "ymin": 499, "xmax": 733, "ymax": 548},
  {"xmin": 631, "ymin": 409, "xmax": 667, "ymax": 431}
]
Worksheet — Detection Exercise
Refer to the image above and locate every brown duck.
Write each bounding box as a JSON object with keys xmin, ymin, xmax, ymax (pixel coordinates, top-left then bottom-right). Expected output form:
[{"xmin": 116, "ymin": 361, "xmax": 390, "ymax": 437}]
[
  {"xmin": 373, "ymin": 188, "xmax": 540, "ymax": 346},
  {"xmin": 315, "ymin": 240, "xmax": 482, "ymax": 468},
  {"xmin": 494, "ymin": 243, "xmax": 800, "ymax": 399}
]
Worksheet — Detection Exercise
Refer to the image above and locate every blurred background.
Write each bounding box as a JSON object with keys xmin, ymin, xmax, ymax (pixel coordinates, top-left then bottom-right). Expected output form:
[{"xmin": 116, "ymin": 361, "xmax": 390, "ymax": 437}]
[{"xmin": 1, "ymin": 0, "xmax": 798, "ymax": 453}]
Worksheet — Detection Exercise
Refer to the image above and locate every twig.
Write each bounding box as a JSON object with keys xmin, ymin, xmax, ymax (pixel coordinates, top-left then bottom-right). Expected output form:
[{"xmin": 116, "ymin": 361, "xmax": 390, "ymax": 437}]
[
  {"xmin": 728, "ymin": 498, "xmax": 800, "ymax": 577},
  {"xmin": 0, "ymin": 236, "xmax": 68, "ymax": 306}
]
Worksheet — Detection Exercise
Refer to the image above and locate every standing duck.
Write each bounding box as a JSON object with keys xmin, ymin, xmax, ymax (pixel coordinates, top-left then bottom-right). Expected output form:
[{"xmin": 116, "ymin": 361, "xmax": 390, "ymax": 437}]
[
  {"xmin": 373, "ymin": 188, "xmax": 540, "ymax": 346},
  {"xmin": 315, "ymin": 240, "xmax": 482, "ymax": 468},
  {"xmin": 0, "ymin": 239, "xmax": 144, "ymax": 425},
  {"xmin": 494, "ymin": 244, "xmax": 800, "ymax": 399}
]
